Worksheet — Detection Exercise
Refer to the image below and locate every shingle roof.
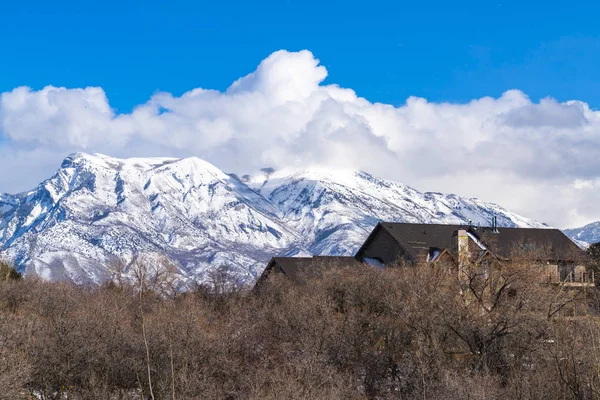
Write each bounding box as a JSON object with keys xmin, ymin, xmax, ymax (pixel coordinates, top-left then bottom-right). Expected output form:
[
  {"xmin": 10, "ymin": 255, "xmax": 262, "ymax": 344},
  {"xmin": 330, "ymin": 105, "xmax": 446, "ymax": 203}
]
[
  {"xmin": 377, "ymin": 222, "xmax": 589, "ymax": 263},
  {"xmin": 262, "ymin": 256, "xmax": 362, "ymax": 284}
]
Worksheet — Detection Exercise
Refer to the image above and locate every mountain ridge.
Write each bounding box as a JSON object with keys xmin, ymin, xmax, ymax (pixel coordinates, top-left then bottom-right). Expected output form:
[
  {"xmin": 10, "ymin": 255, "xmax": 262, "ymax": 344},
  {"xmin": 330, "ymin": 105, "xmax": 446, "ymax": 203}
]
[
  {"xmin": 564, "ymin": 221, "xmax": 600, "ymax": 248},
  {"xmin": 0, "ymin": 152, "xmax": 549, "ymax": 285}
]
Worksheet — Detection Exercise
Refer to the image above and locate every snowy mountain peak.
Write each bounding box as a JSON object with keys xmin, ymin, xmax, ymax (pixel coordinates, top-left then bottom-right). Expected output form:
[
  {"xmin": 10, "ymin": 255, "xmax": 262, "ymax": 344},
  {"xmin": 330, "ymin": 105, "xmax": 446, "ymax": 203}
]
[
  {"xmin": 564, "ymin": 221, "xmax": 600, "ymax": 247},
  {"xmin": 248, "ymin": 167, "xmax": 389, "ymax": 199},
  {"xmin": 0, "ymin": 153, "xmax": 548, "ymax": 285},
  {"xmin": 60, "ymin": 152, "xmax": 229, "ymax": 179}
]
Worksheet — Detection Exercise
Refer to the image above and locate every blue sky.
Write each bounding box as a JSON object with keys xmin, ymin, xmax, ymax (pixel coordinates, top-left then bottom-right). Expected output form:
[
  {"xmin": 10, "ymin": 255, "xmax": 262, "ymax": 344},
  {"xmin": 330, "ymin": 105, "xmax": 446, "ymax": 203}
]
[
  {"xmin": 2, "ymin": 0, "xmax": 600, "ymax": 112},
  {"xmin": 0, "ymin": 0, "xmax": 600, "ymax": 228}
]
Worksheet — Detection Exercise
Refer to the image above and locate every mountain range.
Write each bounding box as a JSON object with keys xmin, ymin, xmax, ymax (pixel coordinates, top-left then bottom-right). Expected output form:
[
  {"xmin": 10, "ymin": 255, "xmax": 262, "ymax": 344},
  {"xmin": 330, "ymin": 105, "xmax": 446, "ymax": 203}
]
[
  {"xmin": 0, "ymin": 153, "xmax": 558, "ymax": 285},
  {"xmin": 564, "ymin": 222, "xmax": 600, "ymax": 248}
]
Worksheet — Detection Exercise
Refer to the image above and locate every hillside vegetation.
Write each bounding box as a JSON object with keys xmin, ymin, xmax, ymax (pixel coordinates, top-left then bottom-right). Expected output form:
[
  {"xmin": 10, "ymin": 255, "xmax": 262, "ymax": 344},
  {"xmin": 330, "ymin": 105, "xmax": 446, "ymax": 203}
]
[{"xmin": 1, "ymin": 259, "xmax": 599, "ymax": 399}]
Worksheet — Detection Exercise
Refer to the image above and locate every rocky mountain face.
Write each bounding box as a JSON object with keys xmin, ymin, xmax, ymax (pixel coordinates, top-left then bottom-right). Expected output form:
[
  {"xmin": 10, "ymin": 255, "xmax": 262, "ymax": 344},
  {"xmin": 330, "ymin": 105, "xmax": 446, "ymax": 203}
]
[
  {"xmin": 0, "ymin": 153, "xmax": 547, "ymax": 285},
  {"xmin": 564, "ymin": 221, "xmax": 600, "ymax": 248}
]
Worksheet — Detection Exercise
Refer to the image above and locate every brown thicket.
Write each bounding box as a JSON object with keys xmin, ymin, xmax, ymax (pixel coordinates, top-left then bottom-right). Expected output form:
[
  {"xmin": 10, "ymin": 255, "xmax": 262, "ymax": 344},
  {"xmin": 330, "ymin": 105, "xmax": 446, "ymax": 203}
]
[
  {"xmin": 0, "ymin": 259, "xmax": 21, "ymax": 282},
  {"xmin": 0, "ymin": 259, "xmax": 599, "ymax": 399},
  {"xmin": 590, "ymin": 242, "xmax": 600, "ymax": 272}
]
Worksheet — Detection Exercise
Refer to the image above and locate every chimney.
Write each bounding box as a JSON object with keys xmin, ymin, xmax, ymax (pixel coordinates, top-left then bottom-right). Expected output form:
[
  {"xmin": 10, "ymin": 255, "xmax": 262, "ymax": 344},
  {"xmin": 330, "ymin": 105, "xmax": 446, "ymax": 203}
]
[
  {"xmin": 457, "ymin": 229, "xmax": 470, "ymax": 284},
  {"xmin": 457, "ymin": 229, "xmax": 469, "ymax": 266}
]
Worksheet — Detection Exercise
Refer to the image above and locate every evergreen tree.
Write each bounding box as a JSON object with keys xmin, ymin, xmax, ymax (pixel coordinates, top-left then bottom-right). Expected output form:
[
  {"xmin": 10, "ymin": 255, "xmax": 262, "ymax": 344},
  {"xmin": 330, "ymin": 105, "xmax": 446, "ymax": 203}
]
[{"xmin": 0, "ymin": 260, "xmax": 21, "ymax": 281}]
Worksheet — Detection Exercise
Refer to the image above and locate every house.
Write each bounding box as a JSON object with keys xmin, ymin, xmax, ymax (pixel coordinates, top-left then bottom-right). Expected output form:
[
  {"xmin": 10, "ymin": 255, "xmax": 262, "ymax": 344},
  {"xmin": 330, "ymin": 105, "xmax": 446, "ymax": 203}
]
[
  {"xmin": 355, "ymin": 222, "xmax": 594, "ymax": 287},
  {"xmin": 255, "ymin": 221, "xmax": 594, "ymax": 289},
  {"xmin": 254, "ymin": 256, "xmax": 362, "ymax": 287}
]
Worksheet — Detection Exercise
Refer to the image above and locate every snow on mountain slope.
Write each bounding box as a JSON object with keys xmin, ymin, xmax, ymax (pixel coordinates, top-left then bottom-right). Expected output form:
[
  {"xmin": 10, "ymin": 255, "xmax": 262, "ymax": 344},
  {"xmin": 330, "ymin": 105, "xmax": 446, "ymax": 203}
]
[
  {"xmin": 564, "ymin": 221, "xmax": 600, "ymax": 248},
  {"xmin": 248, "ymin": 168, "xmax": 547, "ymax": 256},
  {"xmin": 0, "ymin": 153, "xmax": 301, "ymax": 284},
  {"xmin": 0, "ymin": 153, "xmax": 547, "ymax": 285}
]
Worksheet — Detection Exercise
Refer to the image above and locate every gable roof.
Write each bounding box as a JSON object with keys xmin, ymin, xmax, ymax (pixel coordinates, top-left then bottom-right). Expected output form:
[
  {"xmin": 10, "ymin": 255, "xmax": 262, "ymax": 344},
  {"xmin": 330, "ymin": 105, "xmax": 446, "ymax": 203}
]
[
  {"xmin": 257, "ymin": 256, "xmax": 362, "ymax": 285},
  {"xmin": 357, "ymin": 222, "xmax": 589, "ymax": 263}
]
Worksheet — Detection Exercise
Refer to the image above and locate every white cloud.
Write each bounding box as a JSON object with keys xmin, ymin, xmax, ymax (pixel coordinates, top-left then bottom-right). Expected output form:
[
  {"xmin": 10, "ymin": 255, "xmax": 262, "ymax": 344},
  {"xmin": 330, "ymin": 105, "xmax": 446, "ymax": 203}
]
[
  {"xmin": 0, "ymin": 86, "xmax": 116, "ymax": 148},
  {"xmin": 0, "ymin": 49, "xmax": 599, "ymax": 228}
]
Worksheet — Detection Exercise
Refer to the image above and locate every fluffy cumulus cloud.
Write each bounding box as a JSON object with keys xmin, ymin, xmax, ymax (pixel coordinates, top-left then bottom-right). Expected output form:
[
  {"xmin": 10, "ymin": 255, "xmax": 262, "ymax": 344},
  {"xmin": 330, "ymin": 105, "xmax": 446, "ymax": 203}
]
[{"xmin": 1, "ymin": 49, "xmax": 599, "ymax": 228}]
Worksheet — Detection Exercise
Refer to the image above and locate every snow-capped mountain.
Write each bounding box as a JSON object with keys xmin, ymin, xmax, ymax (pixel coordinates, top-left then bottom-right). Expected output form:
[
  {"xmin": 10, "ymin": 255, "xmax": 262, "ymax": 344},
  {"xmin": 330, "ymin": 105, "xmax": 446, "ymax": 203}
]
[
  {"xmin": 0, "ymin": 153, "xmax": 547, "ymax": 285},
  {"xmin": 0, "ymin": 154, "xmax": 300, "ymax": 284},
  {"xmin": 247, "ymin": 168, "xmax": 545, "ymax": 257},
  {"xmin": 564, "ymin": 221, "xmax": 600, "ymax": 248}
]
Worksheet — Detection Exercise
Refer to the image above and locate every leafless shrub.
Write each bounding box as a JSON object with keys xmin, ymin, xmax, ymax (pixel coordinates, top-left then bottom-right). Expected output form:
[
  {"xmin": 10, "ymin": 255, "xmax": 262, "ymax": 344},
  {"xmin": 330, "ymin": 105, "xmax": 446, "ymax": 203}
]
[{"xmin": 0, "ymin": 257, "xmax": 599, "ymax": 399}]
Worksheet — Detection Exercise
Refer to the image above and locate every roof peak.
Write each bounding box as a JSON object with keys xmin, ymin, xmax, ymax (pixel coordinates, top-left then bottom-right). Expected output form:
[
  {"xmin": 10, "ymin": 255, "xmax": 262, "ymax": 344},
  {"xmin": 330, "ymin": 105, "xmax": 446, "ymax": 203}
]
[{"xmin": 380, "ymin": 221, "xmax": 556, "ymax": 232}]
